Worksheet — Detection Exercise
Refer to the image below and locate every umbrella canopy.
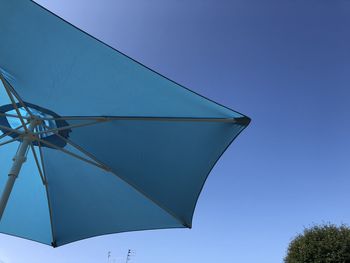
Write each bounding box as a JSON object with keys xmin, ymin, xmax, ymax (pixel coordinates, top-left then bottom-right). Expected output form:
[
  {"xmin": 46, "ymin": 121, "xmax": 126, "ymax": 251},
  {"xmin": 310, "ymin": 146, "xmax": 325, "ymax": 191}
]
[{"xmin": 0, "ymin": 0, "xmax": 250, "ymax": 247}]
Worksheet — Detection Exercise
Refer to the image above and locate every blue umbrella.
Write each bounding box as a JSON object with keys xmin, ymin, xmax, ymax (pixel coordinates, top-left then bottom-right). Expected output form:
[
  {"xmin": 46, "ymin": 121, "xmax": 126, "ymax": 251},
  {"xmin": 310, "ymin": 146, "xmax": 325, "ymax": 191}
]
[{"xmin": 0, "ymin": 0, "xmax": 250, "ymax": 247}]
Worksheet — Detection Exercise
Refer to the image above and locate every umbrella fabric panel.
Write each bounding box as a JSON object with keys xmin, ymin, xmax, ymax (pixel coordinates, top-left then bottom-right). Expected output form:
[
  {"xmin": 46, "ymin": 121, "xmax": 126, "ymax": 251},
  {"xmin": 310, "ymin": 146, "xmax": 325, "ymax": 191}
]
[
  {"xmin": 0, "ymin": 0, "xmax": 242, "ymax": 119},
  {"xmin": 42, "ymin": 144, "xmax": 184, "ymax": 247},
  {"xmin": 0, "ymin": 143, "xmax": 52, "ymax": 245},
  {"xmin": 62, "ymin": 120, "xmax": 245, "ymax": 227}
]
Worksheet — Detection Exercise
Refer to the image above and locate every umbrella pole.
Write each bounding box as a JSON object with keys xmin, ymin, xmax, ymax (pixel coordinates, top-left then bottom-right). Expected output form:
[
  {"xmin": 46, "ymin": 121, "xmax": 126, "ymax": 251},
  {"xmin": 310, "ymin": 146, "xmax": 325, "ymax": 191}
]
[{"xmin": 0, "ymin": 118, "xmax": 38, "ymax": 220}]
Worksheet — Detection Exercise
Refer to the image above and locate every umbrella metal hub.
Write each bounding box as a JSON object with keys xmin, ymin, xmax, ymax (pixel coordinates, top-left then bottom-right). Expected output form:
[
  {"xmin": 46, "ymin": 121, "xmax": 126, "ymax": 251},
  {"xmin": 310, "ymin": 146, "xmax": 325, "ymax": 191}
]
[
  {"xmin": 0, "ymin": 102, "xmax": 71, "ymax": 148},
  {"xmin": 0, "ymin": 99, "xmax": 73, "ymax": 221}
]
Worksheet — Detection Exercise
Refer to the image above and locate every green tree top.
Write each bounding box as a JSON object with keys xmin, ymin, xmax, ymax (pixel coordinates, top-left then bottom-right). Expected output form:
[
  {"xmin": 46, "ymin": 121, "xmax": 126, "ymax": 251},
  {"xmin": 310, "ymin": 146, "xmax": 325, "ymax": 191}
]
[{"xmin": 285, "ymin": 224, "xmax": 350, "ymax": 263}]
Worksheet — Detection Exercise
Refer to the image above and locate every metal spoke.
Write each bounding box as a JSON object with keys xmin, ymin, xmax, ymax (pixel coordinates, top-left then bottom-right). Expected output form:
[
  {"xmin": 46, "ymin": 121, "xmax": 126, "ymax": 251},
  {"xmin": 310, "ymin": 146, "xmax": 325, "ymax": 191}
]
[
  {"xmin": 30, "ymin": 115, "xmax": 245, "ymax": 123},
  {"xmin": 0, "ymin": 75, "xmax": 29, "ymax": 132},
  {"xmin": 37, "ymin": 137, "xmax": 109, "ymax": 172},
  {"xmin": 36, "ymin": 128, "xmax": 47, "ymax": 180},
  {"xmin": 30, "ymin": 144, "xmax": 46, "ymax": 185},
  {"xmin": 0, "ymin": 124, "xmax": 25, "ymax": 136},
  {"xmin": 0, "ymin": 112, "xmax": 31, "ymax": 120},
  {"xmin": 41, "ymin": 123, "xmax": 111, "ymax": 172},
  {"xmin": 0, "ymin": 122, "xmax": 27, "ymax": 140},
  {"xmin": 9, "ymin": 89, "xmax": 35, "ymax": 117},
  {"xmin": 0, "ymin": 137, "xmax": 19, "ymax": 147},
  {"xmin": 34, "ymin": 119, "xmax": 108, "ymax": 135},
  {"xmin": 0, "ymin": 74, "xmax": 34, "ymax": 118}
]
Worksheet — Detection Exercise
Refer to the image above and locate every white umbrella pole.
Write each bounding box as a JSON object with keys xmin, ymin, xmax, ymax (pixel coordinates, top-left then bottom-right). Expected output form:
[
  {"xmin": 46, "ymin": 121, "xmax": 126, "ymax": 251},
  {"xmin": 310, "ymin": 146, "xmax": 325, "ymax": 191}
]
[{"xmin": 0, "ymin": 119, "xmax": 38, "ymax": 220}]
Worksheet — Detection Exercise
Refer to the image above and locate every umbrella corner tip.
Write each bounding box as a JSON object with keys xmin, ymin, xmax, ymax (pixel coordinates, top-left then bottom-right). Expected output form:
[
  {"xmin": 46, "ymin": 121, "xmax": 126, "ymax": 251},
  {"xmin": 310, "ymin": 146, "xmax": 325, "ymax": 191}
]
[
  {"xmin": 51, "ymin": 241, "xmax": 57, "ymax": 248},
  {"xmin": 183, "ymin": 223, "xmax": 192, "ymax": 229},
  {"xmin": 236, "ymin": 116, "xmax": 251, "ymax": 126}
]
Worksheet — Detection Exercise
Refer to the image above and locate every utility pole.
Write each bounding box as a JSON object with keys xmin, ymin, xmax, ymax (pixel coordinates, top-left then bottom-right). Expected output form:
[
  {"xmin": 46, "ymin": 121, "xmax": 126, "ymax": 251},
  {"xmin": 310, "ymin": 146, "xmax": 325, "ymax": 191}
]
[{"xmin": 125, "ymin": 249, "xmax": 132, "ymax": 263}]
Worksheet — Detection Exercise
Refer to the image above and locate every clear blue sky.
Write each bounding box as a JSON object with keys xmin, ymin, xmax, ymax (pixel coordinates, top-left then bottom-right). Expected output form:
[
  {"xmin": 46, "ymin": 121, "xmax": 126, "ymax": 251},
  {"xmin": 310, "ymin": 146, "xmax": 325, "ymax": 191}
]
[{"xmin": 0, "ymin": 0, "xmax": 349, "ymax": 262}]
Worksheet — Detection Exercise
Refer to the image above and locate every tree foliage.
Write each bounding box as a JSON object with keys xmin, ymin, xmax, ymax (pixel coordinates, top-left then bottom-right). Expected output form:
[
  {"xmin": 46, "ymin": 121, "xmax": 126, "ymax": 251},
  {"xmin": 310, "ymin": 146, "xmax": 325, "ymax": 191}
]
[{"xmin": 285, "ymin": 224, "xmax": 350, "ymax": 263}]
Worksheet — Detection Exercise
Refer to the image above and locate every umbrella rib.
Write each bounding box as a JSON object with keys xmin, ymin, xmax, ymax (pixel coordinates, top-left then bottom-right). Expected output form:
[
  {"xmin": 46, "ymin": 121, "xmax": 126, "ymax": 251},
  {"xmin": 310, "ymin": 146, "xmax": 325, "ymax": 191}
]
[
  {"xmin": 36, "ymin": 130, "xmax": 48, "ymax": 180},
  {"xmin": 37, "ymin": 138, "xmax": 109, "ymax": 171},
  {"xmin": 40, "ymin": 127, "xmax": 189, "ymax": 227},
  {"xmin": 36, "ymin": 115, "xmax": 248, "ymax": 124},
  {"xmin": 0, "ymin": 74, "xmax": 35, "ymax": 118},
  {"xmin": 0, "ymin": 122, "xmax": 27, "ymax": 140},
  {"xmin": 0, "ymin": 112, "xmax": 31, "ymax": 120},
  {"xmin": 0, "ymin": 74, "xmax": 28, "ymax": 131},
  {"xmin": 41, "ymin": 123, "xmax": 111, "ymax": 171},
  {"xmin": 35, "ymin": 132, "xmax": 56, "ymax": 246},
  {"xmin": 0, "ymin": 137, "xmax": 19, "ymax": 147},
  {"xmin": 30, "ymin": 144, "xmax": 46, "ymax": 185},
  {"xmin": 108, "ymin": 170, "xmax": 190, "ymax": 227},
  {"xmin": 34, "ymin": 119, "xmax": 110, "ymax": 135},
  {"xmin": 0, "ymin": 124, "xmax": 25, "ymax": 136}
]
